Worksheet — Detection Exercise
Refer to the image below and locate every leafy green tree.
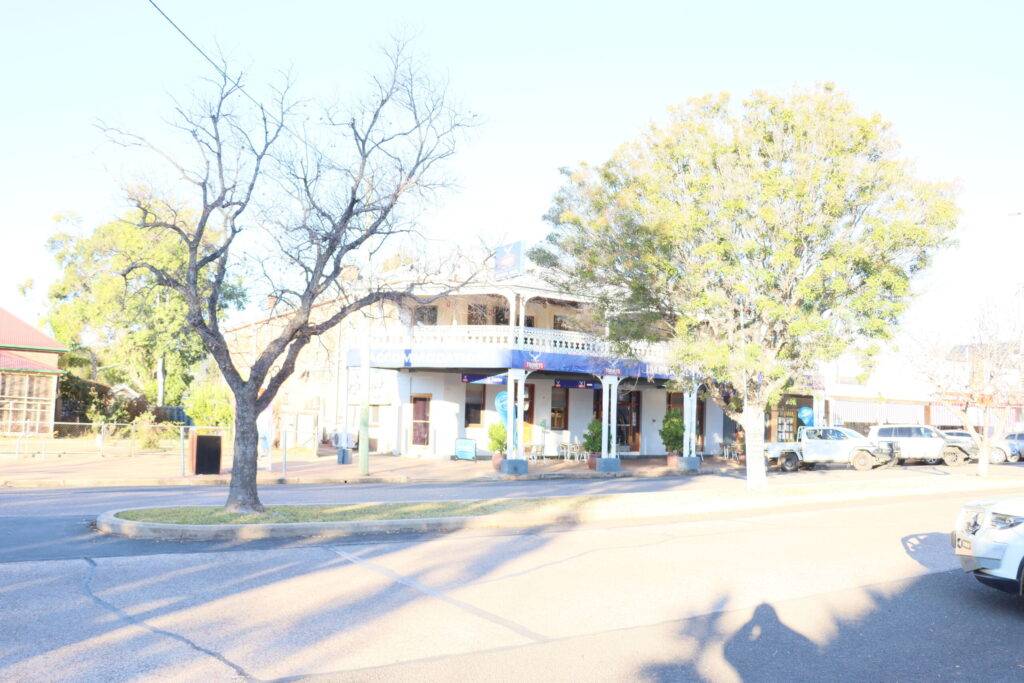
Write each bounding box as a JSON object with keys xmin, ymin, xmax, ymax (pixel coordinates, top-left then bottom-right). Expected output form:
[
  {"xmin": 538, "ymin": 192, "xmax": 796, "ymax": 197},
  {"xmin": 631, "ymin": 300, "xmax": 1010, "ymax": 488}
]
[
  {"xmin": 46, "ymin": 217, "xmax": 244, "ymax": 406},
  {"xmin": 534, "ymin": 85, "xmax": 958, "ymax": 487}
]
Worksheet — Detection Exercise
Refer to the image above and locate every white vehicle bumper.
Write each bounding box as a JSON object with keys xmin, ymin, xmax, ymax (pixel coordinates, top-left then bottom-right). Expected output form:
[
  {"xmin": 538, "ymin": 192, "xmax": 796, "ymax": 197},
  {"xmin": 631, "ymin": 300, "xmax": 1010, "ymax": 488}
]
[{"xmin": 951, "ymin": 526, "xmax": 1024, "ymax": 594}]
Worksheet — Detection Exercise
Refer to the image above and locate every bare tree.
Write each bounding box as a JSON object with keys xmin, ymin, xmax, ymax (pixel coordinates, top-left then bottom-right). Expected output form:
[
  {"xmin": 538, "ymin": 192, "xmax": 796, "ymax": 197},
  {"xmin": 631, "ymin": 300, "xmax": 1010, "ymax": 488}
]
[
  {"xmin": 105, "ymin": 44, "xmax": 472, "ymax": 511},
  {"xmin": 916, "ymin": 302, "xmax": 1024, "ymax": 476}
]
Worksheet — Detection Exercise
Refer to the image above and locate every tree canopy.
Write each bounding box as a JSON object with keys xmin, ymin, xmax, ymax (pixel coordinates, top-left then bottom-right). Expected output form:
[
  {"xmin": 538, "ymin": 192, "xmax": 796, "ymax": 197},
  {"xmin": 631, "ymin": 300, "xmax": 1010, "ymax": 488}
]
[
  {"xmin": 46, "ymin": 217, "xmax": 244, "ymax": 406},
  {"xmin": 533, "ymin": 85, "xmax": 958, "ymax": 485}
]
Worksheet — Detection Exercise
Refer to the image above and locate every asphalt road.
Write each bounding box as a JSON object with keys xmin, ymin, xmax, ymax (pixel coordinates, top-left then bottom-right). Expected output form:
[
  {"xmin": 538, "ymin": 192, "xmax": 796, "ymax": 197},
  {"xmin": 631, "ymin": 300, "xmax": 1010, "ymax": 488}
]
[{"xmin": 1, "ymin": 483, "xmax": 1022, "ymax": 681}]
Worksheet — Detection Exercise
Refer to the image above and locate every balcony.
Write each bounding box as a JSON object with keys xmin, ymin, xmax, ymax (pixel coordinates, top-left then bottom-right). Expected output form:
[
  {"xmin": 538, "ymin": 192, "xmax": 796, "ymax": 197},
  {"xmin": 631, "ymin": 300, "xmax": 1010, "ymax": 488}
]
[{"xmin": 356, "ymin": 324, "xmax": 674, "ymax": 378}]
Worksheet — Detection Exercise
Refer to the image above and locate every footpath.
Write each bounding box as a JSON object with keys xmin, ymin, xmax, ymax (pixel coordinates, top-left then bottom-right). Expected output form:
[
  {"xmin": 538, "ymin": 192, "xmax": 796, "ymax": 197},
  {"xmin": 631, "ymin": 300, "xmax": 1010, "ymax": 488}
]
[{"xmin": 0, "ymin": 451, "xmax": 744, "ymax": 489}]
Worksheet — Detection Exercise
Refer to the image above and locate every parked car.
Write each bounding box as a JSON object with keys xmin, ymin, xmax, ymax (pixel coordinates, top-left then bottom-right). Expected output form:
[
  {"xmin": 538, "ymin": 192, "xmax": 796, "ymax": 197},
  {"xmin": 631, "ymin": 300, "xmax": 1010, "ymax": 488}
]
[
  {"xmin": 951, "ymin": 498, "xmax": 1024, "ymax": 595},
  {"xmin": 764, "ymin": 426, "xmax": 892, "ymax": 472},
  {"xmin": 866, "ymin": 424, "xmax": 971, "ymax": 466},
  {"xmin": 941, "ymin": 429, "xmax": 1015, "ymax": 464},
  {"xmin": 1002, "ymin": 432, "xmax": 1024, "ymax": 463}
]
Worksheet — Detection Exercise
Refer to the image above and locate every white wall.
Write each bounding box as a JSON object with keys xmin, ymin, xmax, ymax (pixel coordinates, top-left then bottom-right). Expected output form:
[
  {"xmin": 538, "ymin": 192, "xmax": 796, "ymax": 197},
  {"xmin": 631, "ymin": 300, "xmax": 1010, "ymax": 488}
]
[
  {"xmin": 568, "ymin": 387, "xmax": 595, "ymax": 448},
  {"xmin": 641, "ymin": 388, "xmax": 667, "ymax": 455}
]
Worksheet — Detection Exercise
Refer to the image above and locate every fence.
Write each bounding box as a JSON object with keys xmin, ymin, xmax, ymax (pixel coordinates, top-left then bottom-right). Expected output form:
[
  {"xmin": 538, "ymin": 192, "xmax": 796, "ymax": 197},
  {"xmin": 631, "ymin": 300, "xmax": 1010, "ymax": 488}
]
[
  {"xmin": 0, "ymin": 421, "xmax": 328, "ymax": 477},
  {"xmin": 0, "ymin": 421, "xmax": 232, "ymax": 459}
]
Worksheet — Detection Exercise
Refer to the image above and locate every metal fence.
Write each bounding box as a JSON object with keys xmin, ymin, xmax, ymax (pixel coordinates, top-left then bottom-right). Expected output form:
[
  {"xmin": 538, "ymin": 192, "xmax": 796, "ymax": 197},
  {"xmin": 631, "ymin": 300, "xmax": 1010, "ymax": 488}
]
[
  {"xmin": 0, "ymin": 422, "xmax": 328, "ymax": 477},
  {"xmin": 0, "ymin": 421, "xmax": 233, "ymax": 459}
]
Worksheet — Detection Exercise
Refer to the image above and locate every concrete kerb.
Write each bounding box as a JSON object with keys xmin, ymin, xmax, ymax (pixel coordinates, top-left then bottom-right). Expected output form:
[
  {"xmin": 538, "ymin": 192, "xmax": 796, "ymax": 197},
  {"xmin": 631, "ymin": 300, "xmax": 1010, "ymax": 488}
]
[{"xmin": 95, "ymin": 475, "xmax": 1024, "ymax": 542}]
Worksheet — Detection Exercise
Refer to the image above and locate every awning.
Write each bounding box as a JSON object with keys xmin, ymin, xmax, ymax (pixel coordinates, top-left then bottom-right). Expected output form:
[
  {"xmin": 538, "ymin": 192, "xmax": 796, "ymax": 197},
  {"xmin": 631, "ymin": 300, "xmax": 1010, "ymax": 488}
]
[{"xmin": 829, "ymin": 399, "xmax": 924, "ymax": 424}]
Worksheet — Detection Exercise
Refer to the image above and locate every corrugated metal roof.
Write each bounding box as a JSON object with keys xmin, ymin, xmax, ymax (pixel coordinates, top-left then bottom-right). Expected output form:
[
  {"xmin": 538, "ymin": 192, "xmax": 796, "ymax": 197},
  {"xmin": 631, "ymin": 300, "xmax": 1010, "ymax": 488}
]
[
  {"xmin": 0, "ymin": 350, "xmax": 61, "ymax": 373},
  {"xmin": 0, "ymin": 308, "xmax": 65, "ymax": 351}
]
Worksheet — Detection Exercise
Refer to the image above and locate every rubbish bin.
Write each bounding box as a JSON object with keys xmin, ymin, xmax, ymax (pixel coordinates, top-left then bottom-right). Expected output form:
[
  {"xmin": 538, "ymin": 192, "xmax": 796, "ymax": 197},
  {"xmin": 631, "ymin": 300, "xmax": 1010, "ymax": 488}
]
[
  {"xmin": 337, "ymin": 447, "xmax": 351, "ymax": 464},
  {"xmin": 189, "ymin": 433, "xmax": 222, "ymax": 475}
]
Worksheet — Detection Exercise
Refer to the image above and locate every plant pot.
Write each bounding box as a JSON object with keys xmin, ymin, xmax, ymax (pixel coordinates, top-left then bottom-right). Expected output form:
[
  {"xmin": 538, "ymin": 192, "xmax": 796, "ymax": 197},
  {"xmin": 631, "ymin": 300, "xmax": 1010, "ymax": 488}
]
[
  {"xmin": 587, "ymin": 455, "xmax": 598, "ymax": 470},
  {"xmin": 492, "ymin": 453, "xmax": 505, "ymax": 471},
  {"xmin": 667, "ymin": 452, "xmax": 681, "ymax": 468}
]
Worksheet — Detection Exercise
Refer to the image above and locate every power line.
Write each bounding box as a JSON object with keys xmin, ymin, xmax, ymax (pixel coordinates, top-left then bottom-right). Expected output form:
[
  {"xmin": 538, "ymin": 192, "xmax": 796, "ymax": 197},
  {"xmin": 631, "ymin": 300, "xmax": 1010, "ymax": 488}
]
[{"xmin": 145, "ymin": 0, "xmax": 290, "ymax": 126}]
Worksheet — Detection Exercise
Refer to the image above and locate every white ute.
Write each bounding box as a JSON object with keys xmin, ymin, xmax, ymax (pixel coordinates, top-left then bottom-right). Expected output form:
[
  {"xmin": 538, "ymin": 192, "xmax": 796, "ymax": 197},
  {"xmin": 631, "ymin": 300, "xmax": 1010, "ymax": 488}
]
[
  {"xmin": 764, "ymin": 426, "xmax": 887, "ymax": 473},
  {"xmin": 952, "ymin": 498, "xmax": 1024, "ymax": 595}
]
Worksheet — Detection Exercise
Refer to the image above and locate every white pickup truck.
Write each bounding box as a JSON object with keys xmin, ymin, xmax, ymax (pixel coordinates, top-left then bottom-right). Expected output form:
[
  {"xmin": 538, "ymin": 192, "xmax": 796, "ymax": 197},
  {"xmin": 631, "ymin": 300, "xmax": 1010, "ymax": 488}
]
[{"xmin": 764, "ymin": 426, "xmax": 892, "ymax": 473}]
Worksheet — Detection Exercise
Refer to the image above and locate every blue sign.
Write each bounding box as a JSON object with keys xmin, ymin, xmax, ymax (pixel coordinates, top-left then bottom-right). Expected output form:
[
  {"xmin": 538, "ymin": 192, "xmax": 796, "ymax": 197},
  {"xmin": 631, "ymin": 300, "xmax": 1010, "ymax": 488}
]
[
  {"xmin": 461, "ymin": 373, "xmax": 507, "ymax": 385},
  {"xmin": 554, "ymin": 379, "xmax": 599, "ymax": 389},
  {"xmin": 495, "ymin": 391, "xmax": 509, "ymax": 425},
  {"xmin": 454, "ymin": 438, "xmax": 477, "ymax": 461},
  {"xmin": 797, "ymin": 406, "xmax": 814, "ymax": 426},
  {"xmin": 494, "ymin": 242, "xmax": 524, "ymax": 278}
]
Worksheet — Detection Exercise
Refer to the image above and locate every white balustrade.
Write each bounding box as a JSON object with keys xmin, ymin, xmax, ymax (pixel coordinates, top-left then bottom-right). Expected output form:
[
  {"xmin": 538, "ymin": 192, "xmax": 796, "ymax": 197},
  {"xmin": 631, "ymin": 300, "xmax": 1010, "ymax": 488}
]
[{"xmin": 367, "ymin": 324, "xmax": 671, "ymax": 366}]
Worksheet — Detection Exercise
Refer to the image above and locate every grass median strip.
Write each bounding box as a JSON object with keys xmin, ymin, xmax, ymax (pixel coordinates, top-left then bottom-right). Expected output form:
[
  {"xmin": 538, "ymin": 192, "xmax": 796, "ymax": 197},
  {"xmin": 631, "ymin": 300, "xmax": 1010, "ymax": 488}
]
[{"xmin": 115, "ymin": 496, "xmax": 596, "ymax": 525}]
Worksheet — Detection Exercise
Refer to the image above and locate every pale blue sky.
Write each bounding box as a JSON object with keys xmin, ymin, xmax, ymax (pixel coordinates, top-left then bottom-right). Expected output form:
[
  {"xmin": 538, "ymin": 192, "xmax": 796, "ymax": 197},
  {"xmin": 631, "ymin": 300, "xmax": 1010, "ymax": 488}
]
[{"xmin": 1, "ymin": 0, "xmax": 1022, "ymax": 336}]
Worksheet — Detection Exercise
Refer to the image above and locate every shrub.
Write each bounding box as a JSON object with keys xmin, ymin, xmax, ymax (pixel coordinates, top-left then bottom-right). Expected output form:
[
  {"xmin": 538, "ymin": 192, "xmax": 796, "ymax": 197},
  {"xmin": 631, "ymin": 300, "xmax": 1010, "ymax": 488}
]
[
  {"xmin": 184, "ymin": 381, "xmax": 234, "ymax": 427},
  {"xmin": 582, "ymin": 419, "xmax": 603, "ymax": 454},
  {"xmin": 132, "ymin": 410, "xmax": 161, "ymax": 449},
  {"xmin": 487, "ymin": 422, "xmax": 507, "ymax": 454},
  {"xmin": 659, "ymin": 409, "xmax": 686, "ymax": 454}
]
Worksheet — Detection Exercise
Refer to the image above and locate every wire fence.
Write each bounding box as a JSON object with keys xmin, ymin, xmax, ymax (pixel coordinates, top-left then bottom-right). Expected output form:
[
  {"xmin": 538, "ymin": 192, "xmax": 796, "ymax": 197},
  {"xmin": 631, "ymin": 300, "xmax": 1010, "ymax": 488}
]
[{"xmin": 0, "ymin": 422, "xmax": 233, "ymax": 459}]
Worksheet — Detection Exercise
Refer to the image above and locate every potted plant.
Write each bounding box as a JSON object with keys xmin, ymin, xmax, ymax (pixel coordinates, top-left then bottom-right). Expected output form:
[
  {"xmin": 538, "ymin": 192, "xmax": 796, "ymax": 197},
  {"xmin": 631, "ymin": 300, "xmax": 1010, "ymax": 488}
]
[
  {"xmin": 488, "ymin": 422, "xmax": 508, "ymax": 471},
  {"xmin": 660, "ymin": 409, "xmax": 686, "ymax": 468},
  {"xmin": 583, "ymin": 419, "xmax": 603, "ymax": 470}
]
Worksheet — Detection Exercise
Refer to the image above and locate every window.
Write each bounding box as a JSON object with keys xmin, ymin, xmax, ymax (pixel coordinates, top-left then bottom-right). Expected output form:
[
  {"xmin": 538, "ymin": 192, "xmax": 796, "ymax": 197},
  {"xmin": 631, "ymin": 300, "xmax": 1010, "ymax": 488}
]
[
  {"xmin": 414, "ymin": 306, "xmax": 437, "ymax": 326},
  {"xmin": 666, "ymin": 392, "xmax": 685, "ymax": 416},
  {"xmin": 525, "ymin": 315, "xmax": 535, "ymax": 328},
  {"xmin": 468, "ymin": 303, "xmax": 488, "ymax": 325},
  {"xmin": 494, "ymin": 306, "xmax": 509, "ymax": 326},
  {"xmin": 553, "ymin": 315, "xmax": 570, "ymax": 331},
  {"xmin": 877, "ymin": 427, "xmax": 894, "ymax": 438},
  {"xmin": 465, "ymin": 384, "xmax": 484, "ymax": 427},
  {"xmin": 550, "ymin": 386, "xmax": 568, "ymax": 430},
  {"xmin": 412, "ymin": 396, "xmax": 431, "ymax": 445},
  {"xmin": 895, "ymin": 427, "xmax": 914, "ymax": 438},
  {"xmin": 0, "ymin": 372, "xmax": 54, "ymax": 434}
]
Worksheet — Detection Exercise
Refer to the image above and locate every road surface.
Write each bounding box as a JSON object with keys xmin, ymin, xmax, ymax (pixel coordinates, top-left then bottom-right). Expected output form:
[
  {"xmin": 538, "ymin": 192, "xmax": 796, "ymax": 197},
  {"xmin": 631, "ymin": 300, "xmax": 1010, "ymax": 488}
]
[{"xmin": 1, "ymin": 479, "xmax": 1022, "ymax": 680}]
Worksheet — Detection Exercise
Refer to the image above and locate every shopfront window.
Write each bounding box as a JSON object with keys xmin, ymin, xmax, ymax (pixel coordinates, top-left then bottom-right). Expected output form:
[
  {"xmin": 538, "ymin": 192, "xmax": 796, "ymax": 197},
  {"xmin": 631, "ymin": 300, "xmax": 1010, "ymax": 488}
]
[
  {"xmin": 465, "ymin": 384, "xmax": 484, "ymax": 427},
  {"xmin": 550, "ymin": 386, "xmax": 568, "ymax": 430}
]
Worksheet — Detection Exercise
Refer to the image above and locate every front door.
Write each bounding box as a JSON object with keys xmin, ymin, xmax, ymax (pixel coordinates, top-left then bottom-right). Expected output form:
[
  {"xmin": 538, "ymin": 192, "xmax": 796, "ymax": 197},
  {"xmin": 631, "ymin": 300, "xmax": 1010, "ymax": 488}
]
[{"xmin": 616, "ymin": 390, "xmax": 642, "ymax": 452}]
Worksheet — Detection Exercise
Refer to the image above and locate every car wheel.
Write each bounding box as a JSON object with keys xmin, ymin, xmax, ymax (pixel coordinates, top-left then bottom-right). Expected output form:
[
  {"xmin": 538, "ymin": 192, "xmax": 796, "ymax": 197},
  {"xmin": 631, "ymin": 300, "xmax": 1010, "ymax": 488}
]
[
  {"xmin": 1008, "ymin": 451, "xmax": 1021, "ymax": 464},
  {"xmin": 990, "ymin": 448, "xmax": 1008, "ymax": 465},
  {"xmin": 780, "ymin": 452, "xmax": 800, "ymax": 473},
  {"xmin": 851, "ymin": 450, "xmax": 873, "ymax": 472},
  {"xmin": 943, "ymin": 448, "xmax": 966, "ymax": 466}
]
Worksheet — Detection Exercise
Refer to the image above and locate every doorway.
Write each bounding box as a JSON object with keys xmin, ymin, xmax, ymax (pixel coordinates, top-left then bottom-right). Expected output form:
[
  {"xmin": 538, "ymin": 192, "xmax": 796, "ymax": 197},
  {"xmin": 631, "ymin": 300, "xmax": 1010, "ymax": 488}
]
[{"xmin": 616, "ymin": 390, "xmax": 642, "ymax": 452}]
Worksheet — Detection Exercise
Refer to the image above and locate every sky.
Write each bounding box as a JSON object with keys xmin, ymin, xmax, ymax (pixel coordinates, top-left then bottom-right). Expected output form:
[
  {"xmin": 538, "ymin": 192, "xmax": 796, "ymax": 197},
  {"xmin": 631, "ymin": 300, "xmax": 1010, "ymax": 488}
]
[{"xmin": 1, "ymin": 0, "xmax": 1022, "ymax": 341}]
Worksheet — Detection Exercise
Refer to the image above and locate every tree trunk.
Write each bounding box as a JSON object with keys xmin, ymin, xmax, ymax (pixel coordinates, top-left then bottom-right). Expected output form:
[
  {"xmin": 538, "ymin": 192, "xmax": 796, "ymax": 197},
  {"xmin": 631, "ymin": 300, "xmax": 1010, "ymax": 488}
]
[
  {"xmin": 225, "ymin": 395, "xmax": 264, "ymax": 512},
  {"xmin": 740, "ymin": 402, "xmax": 768, "ymax": 489}
]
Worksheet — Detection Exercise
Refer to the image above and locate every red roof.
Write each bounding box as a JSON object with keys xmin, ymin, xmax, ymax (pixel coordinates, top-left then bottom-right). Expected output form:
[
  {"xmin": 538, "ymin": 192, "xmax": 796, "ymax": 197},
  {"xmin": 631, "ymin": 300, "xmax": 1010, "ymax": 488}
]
[
  {"xmin": 0, "ymin": 350, "xmax": 61, "ymax": 373},
  {"xmin": 0, "ymin": 308, "xmax": 65, "ymax": 351}
]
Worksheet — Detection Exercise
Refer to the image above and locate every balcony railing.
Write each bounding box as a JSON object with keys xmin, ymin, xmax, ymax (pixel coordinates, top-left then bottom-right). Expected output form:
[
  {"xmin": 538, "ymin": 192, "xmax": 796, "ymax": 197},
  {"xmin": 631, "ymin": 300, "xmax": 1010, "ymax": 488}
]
[{"xmin": 369, "ymin": 324, "xmax": 671, "ymax": 366}]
